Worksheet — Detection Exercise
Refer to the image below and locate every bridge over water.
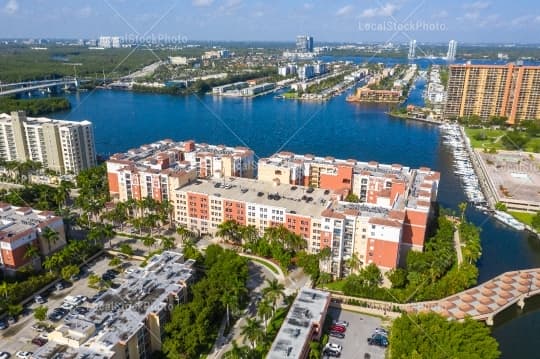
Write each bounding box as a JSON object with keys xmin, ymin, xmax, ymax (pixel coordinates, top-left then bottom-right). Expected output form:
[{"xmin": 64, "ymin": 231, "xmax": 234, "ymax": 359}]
[
  {"xmin": 0, "ymin": 78, "xmax": 79, "ymax": 97},
  {"xmin": 330, "ymin": 268, "xmax": 540, "ymax": 325}
]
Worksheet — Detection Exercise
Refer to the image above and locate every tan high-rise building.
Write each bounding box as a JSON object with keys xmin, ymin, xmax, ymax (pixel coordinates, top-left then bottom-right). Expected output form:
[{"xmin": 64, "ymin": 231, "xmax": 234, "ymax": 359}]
[
  {"xmin": 445, "ymin": 64, "xmax": 540, "ymax": 125},
  {"xmin": 0, "ymin": 111, "xmax": 96, "ymax": 174}
]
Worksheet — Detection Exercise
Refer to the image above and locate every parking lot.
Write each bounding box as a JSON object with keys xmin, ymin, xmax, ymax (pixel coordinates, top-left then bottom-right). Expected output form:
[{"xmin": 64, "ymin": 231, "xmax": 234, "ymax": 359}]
[
  {"xmin": 325, "ymin": 307, "xmax": 388, "ymax": 359},
  {"xmin": 0, "ymin": 255, "xmax": 133, "ymax": 356}
]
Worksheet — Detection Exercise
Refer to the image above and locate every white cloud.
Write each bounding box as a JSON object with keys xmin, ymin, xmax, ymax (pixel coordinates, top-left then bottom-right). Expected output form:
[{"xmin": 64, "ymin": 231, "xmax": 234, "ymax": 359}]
[
  {"xmin": 463, "ymin": 12, "xmax": 480, "ymax": 20},
  {"xmin": 463, "ymin": 1, "xmax": 490, "ymax": 10},
  {"xmin": 304, "ymin": 3, "xmax": 314, "ymax": 10},
  {"xmin": 253, "ymin": 10, "xmax": 264, "ymax": 17},
  {"xmin": 433, "ymin": 10, "xmax": 448, "ymax": 19},
  {"xmin": 219, "ymin": 0, "xmax": 242, "ymax": 14},
  {"xmin": 78, "ymin": 6, "xmax": 93, "ymax": 18},
  {"xmin": 336, "ymin": 5, "xmax": 354, "ymax": 17},
  {"xmin": 510, "ymin": 15, "xmax": 533, "ymax": 26},
  {"xmin": 192, "ymin": 0, "xmax": 213, "ymax": 7},
  {"xmin": 359, "ymin": 3, "xmax": 398, "ymax": 18},
  {"xmin": 4, "ymin": 0, "xmax": 18, "ymax": 15}
]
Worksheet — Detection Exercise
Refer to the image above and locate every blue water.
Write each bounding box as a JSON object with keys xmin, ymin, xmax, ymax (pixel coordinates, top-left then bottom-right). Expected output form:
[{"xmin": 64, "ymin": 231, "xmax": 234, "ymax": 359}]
[{"xmin": 51, "ymin": 79, "xmax": 539, "ymax": 359}]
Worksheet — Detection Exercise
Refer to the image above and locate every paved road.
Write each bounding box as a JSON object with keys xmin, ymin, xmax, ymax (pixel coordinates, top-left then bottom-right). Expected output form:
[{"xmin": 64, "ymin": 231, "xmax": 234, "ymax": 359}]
[{"xmin": 0, "ymin": 256, "xmax": 115, "ymax": 355}]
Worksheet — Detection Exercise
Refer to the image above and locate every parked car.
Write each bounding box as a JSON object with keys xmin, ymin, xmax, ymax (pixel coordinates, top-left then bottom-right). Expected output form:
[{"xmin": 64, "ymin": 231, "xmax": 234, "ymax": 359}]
[
  {"xmin": 34, "ymin": 295, "xmax": 46, "ymax": 304},
  {"xmin": 55, "ymin": 282, "xmax": 65, "ymax": 291},
  {"xmin": 322, "ymin": 348, "xmax": 341, "ymax": 357},
  {"xmin": 7, "ymin": 316, "xmax": 16, "ymax": 324},
  {"xmin": 332, "ymin": 320, "xmax": 349, "ymax": 327},
  {"xmin": 31, "ymin": 337, "xmax": 48, "ymax": 346},
  {"xmin": 73, "ymin": 306, "xmax": 89, "ymax": 315},
  {"xmin": 367, "ymin": 334, "xmax": 389, "ymax": 347},
  {"xmin": 0, "ymin": 321, "xmax": 8, "ymax": 330},
  {"xmin": 328, "ymin": 331, "xmax": 345, "ymax": 339},
  {"xmin": 324, "ymin": 343, "xmax": 342, "ymax": 353},
  {"xmin": 373, "ymin": 327, "xmax": 388, "ymax": 335},
  {"xmin": 15, "ymin": 352, "xmax": 33, "ymax": 359},
  {"xmin": 0, "ymin": 351, "xmax": 11, "ymax": 359},
  {"xmin": 329, "ymin": 325, "xmax": 346, "ymax": 333}
]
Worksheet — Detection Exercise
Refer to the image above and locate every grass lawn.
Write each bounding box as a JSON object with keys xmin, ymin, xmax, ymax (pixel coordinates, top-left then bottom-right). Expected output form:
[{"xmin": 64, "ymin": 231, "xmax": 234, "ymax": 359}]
[
  {"xmin": 509, "ymin": 211, "xmax": 536, "ymax": 226},
  {"xmin": 250, "ymin": 257, "xmax": 279, "ymax": 274},
  {"xmin": 282, "ymin": 92, "xmax": 299, "ymax": 99},
  {"xmin": 322, "ymin": 280, "xmax": 346, "ymax": 292},
  {"xmin": 464, "ymin": 128, "xmax": 505, "ymax": 149}
]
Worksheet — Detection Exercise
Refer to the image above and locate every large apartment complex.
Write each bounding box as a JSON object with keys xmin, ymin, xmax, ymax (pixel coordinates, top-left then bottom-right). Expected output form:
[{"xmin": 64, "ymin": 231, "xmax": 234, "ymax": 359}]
[
  {"xmin": 445, "ymin": 63, "xmax": 540, "ymax": 124},
  {"xmin": 174, "ymin": 151, "xmax": 439, "ymax": 277},
  {"xmin": 0, "ymin": 111, "xmax": 96, "ymax": 174},
  {"xmin": 106, "ymin": 139, "xmax": 255, "ymax": 202},
  {"xmin": 0, "ymin": 203, "xmax": 66, "ymax": 273},
  {"xmin": 32, "ymin": 251, "xmax": 195, "ymax": 359}
]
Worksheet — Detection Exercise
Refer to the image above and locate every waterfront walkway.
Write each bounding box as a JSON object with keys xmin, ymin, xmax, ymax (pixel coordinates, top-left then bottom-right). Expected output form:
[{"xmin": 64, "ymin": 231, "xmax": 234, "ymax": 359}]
[{"xmin": 330, "ymin": 268, "xmax": 540, "ymax": 325}]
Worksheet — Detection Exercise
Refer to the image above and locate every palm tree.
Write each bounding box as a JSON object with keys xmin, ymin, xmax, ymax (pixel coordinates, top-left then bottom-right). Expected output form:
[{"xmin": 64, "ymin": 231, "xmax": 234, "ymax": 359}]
[
  {"xmin": 240, "ymin": 318, "xmax": 264, "ymax": 349},
  {"xmin": 346, "ymin": 253, "xmax": 361, "ymax": 273},
  {"xmin": 24, "ymin": 244, "xmax": 41, "ymax": 265},
  {"xmin": 160, "ymin": 236, "xmax": 175, "ymax": 250},
  {"xmin": 241, "ymin": 225, "xmax": 259, "ymax": 247},
  {"xmin": 102, "ymin": 223, "xmax": 116, "ymax": 248},
  {"xmin": 262, "ymin": 279, "xmax": 285, "ymax": 311},
  {"xmin": 217, "ymin": 220, "xmax": 241, "ymax": 244},
  {"xmin": 459, "ymin": 202, "xmax": 467, "ymax": 222},
  {"xmin": 257, "ymin": 299, "xmax": 273, "ymax": 330},
  {"xmin": 0, "ymin": 281, "xmax": 9, "ymax": 300},
  {"xmin": 142, "ymin": 235, "xmax": 156, "ymax": 249},
  {"xmin": 41, "ymin": 226, "xmax": 59, "ymax": 254},
  {"xmin": 223, "ymin": 341, "xmax": 251, "ymax": 359},
  {"xmin": 176, "ymin": 225, "xmax": 194, "ymax": 244}
]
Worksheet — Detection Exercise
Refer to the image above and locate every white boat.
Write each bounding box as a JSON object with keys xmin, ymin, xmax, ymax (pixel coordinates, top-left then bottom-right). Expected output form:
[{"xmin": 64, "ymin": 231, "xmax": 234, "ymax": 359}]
[{"xmin": 493, "ymin": 210, "xmax": 526, "ymax": 231}]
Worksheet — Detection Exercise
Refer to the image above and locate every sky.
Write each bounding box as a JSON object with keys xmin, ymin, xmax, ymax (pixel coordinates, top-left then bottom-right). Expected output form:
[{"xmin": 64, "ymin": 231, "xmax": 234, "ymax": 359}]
[{"xmin": 1, "ymin": 0, "xmax": 539, "ymax": 43}]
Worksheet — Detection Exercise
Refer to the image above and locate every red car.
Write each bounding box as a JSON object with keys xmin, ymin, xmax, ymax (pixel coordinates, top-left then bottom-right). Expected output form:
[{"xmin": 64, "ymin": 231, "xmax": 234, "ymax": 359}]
[
  {"xmin": 329, "ymin": 325, "xmax": 346, "ymax": 333},
  {"xmin": 31, "ymin": 337, "xmax": 48, "ymax": 346}
]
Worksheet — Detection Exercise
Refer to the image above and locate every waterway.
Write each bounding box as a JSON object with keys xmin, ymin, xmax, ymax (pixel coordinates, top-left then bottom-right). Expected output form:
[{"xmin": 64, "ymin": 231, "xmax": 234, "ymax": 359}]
[{"xmin": 50, "ymin": 70, "xmax": 539, "ymax": 358}]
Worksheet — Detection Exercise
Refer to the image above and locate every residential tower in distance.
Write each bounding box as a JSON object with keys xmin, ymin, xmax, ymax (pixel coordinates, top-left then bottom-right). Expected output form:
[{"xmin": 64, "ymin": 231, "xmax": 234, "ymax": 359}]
[
  {"xmin": 296, "ymin": 35, "xmax": 314, "ymax": 53},
  {"xmin": 445, "ymin": 63, "xmax": 540, "ymax": 124},
  {"xmin": 0, "ymin": 111, "xmax": 96, "ymax": 174},
  {"xmin": 447, "ymin": 40, "xmax": 458, "ymax": 61}
]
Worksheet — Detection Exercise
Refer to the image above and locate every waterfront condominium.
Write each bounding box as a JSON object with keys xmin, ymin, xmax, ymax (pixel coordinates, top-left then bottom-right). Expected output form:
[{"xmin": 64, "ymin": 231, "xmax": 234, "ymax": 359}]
[
  {"xmin": 0, "ymin": 111, "xmax": 96, "ymax": 174},
  {"xmin": 106, "ymin": 139, "xmax": 255, "ymax": 202},
  {"xmin": 0, "ymin": 202, "xmax": 66, "ymax": 274},
  {"xmin": 445, "ymin": 63, "xmax": 540, "ymax": 124},
  {"xmin": 31, "ymin": 251, "xmax": 195, "ymax": 359},
  {"xmin": 174, "ymin": 151, "xmax": 439, "ymax": 277}
]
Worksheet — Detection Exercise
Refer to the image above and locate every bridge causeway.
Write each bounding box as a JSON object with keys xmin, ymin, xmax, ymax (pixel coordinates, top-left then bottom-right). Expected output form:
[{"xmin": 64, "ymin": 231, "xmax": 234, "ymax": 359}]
[
  {"xmin": 329, "ymin": 268, "xmax": 540, "ymax": 325},
  {"xmin": 0, "ymin": 78, "xmax": 78, "ymax": 97}
]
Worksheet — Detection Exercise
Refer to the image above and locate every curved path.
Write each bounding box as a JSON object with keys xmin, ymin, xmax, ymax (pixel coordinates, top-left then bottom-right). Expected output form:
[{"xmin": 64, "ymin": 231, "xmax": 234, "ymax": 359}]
[{"xmin": 331, "ymin": 268, "xmax": 540, "ymax": 326}]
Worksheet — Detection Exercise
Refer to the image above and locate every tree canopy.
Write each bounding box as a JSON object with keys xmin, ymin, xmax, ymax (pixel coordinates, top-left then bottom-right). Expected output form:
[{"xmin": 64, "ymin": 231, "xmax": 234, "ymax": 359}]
[{"xmin": 389, "ymin": 313, "xmax": 500, "ymax": 359}]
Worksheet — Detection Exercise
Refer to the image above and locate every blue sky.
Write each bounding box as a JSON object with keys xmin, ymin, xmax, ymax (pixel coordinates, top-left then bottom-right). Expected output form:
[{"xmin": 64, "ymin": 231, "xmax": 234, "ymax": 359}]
[{"xmin": 1, "ymin": 0, "xmax": 539, "ymax": 43}]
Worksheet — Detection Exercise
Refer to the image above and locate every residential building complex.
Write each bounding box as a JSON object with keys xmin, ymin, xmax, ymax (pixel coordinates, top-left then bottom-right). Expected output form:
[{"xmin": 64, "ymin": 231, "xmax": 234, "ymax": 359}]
[
  {"xmin": 0, "ymin": 111, "xmax": 96, "ymax": 174},
  {"xmin": 268, "ymin": 288, "xmax": 330, "ymax": 359},
  {"xmin": 32, "ymin": 251, "xmax": 195, "ymax": 359},
  {"xmin": 174, "ymin": 151, "xmax": 439, "ymax": 276},
  {"xmin": 98, "ymin": 36, "xmax": 121, "ymax": 48},
  {"xmin": 447, "ymin": 40, "xmax": 458, "ymax": 61},
  {"xmin": 106, "ymin": 139, "xmax": 255, "ymax": 202},
  {"xmin": 0, "ymin": 203, "xmax": 66, "ymax": 273},
  {"xmin": 445, "ymin": 63, "xmax": 540, "ymax": 124}
]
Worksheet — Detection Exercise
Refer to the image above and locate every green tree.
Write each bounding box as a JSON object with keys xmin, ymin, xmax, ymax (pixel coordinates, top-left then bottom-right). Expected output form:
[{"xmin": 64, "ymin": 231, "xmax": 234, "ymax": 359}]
[
  {"xmin": 241, "ymin": 318, "xmax": 264, "ymax": 349},
  {"xmin": 531, "ymin": 212, "xmax": 540, "ymax": 231},
  {"xmin": 345, "ymin": 193, "xmax": 360, "ymax": 203},
  {"xmin": 257, "ymin": 299, "xmax": 273, "ymax": 330},
  {"xmin": 217, "ymin": 220, "xmax": 241, "ymax": 244},
  {"xmin": 262, "ymin": 279, "xmax": 285, "ymax": 311},
  {"xmin": 40, "ymin": 226, "xmax": 60, "ymax": 254},
  {"xmin": 160, "ymin": 236, "xmax": 175, "ymax": 250},
  {"xmin": 61, "ymin": 264, "xmax": 80, "ymax": 281},
  {"xmin": 119, "ymin": 243, "xmax": 134, "ymax": 256},
  {"xmin": 34, "ymin": 305, "xmax": 48, "ymax": 322},
  {"xmin": 389, "ymin": 313, "xmax": 500, "ymax": 359}
]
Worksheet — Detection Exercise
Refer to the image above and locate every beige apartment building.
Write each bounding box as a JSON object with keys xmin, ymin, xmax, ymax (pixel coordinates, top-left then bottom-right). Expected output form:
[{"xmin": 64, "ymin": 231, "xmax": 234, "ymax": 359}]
[
  {"xmin": 445, "ymin": 64, "xmax": 540, "ymax": 124},
  {"xmin": 0, "ymin": 111, "xmax": 96, "ymax": 174}
]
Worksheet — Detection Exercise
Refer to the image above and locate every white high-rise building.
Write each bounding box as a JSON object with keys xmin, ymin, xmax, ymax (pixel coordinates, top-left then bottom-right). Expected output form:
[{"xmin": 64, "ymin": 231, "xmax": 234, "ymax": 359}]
[
  {"xmin": 0, "ymin": 111, "xmax": 96, "ymax": 174},
  {"xmin": 447, "ymin": 40, "xmax": 458, "ymax": 61},
  {"xmin": 98, "ymin": 36, "xmax": 121, "ymax": 48},
  {"xmin": 408, "ymin": 40, "xmax": 417, "ymax": 60}
]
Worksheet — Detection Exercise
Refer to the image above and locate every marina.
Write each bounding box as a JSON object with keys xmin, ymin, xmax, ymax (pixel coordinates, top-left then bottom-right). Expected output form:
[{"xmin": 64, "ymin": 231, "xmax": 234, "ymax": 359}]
[{"xmin": 440, "ymin": 123, "xmax": 488, "ymax": 207}]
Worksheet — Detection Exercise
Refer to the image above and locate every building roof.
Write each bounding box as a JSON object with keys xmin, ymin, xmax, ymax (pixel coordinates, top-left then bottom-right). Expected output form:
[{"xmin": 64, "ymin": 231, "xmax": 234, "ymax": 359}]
[
  {"xmin": 179, "ymin": 177, "xmax": 336, "ymax": 217},
  {"xmin": 0, "ymin": 204, "xmax": 61, "ymax": 246},
  {"xmin": 32, "ymin": 251, "xmax": 195, "ymax": 359},
  {"xmin": 268, "ymin": 288, "xmax": 330, "ymax": 359}
]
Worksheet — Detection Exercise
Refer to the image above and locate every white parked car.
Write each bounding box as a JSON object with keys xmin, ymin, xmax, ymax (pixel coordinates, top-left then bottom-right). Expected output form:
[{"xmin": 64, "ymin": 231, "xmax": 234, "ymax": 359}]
[
  {"xmin": 325, "ymin": 343, "xmax": 342, "ymax": 353},
  {"xmin": 16, "ymin": 352, "xmax": 33, "ymax": 359},
  {"xmin": 332, "ymin": 319, "xmax": 349, "ymax": 327}
]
